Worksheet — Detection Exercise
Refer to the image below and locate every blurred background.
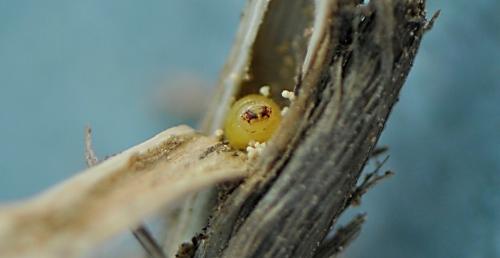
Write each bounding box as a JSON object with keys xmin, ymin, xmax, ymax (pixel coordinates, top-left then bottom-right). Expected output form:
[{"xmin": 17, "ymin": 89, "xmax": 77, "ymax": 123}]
[{"xmin": 0, "ymin": 1, "xmax": 498, "ymax": 258}]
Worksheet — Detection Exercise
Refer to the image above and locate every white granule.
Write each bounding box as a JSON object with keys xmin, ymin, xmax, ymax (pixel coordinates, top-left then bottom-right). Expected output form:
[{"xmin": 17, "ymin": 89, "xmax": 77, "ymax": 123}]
[
  {"xmin": 259, "ymin": 85, "xmax": 271, "ymax": 97},
  {"xmin": 246, "ymin": 141, "xmax": 267, "ymax": 159},
  {"xmin": 214, "ymin": 129, "xmax": 224, "ymax": 139},
  {"xmin": 281, "ymin": 90, "xmax": 295, "ymax": 101}
]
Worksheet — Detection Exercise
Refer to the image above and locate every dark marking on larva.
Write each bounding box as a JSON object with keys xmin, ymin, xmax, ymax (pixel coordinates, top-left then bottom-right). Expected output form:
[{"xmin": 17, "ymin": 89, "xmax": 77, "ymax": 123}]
[
  {"xmin": 241, "ymin": 105, "xmax": 272, "ymax": 124},
  {"xmin": 242, "ymin": 110, "xmax": 259, "ymax": 123},
  {"xmin": 260, "ymin": 106, "xmax": 272, "ymax": 118}
]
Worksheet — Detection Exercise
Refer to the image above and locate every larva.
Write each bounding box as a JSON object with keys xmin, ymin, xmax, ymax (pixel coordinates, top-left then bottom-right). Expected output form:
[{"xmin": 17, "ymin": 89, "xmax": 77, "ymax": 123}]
[{"xmin": 224, "ymin": 94, "xmax": 281, "ymax": 149}]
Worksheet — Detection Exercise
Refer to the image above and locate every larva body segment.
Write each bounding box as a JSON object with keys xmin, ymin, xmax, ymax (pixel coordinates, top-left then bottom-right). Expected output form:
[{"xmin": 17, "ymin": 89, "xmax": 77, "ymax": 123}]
[{"xmin": 224, "ymin": 94, "xmax": 281, "ymax": 150}]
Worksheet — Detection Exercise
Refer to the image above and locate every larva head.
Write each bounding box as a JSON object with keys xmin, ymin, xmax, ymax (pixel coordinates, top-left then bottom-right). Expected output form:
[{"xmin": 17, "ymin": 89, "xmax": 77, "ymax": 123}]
[{"xmin": 224, "ymin": 94, "xmax": 281, "ymax": 150}]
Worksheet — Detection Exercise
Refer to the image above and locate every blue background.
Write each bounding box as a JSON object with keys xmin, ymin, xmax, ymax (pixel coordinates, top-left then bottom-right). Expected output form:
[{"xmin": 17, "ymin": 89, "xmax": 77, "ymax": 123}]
[{"xmin": 0, "ymin": 1, "xmax": 498, "ymax": 257}]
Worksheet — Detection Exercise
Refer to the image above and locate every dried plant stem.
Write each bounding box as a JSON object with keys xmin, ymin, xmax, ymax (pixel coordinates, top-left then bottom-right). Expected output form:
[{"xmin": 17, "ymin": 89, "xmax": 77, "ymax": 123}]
[
  {"xmin": 172, "ymin": 0, "xmax": 437, "ymax": 257},
  {"xmin": 85, "ymin": 127, "xmax": 167, "ymax": 258},
  {"xmin": 0, "ymin": 125, "xmax": 247, "ymax": 258}
]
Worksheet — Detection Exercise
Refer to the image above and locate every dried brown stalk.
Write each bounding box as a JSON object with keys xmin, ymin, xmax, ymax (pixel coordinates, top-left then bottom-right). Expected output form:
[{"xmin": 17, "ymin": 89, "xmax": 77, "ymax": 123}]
[
  {"xmin": 0, "ymin": 126, "xmax": 247, "ymax": 258},
  {"xmin": 0, "ymin": 0, "xmax": 436, "ymax": 257},
  {"xmin": 167, "ymin": 0, "xmax": 436, "ymax": 257},
  {"xmin": 85, "ymin": 127, "xmax": 166, "ymax": 258}
]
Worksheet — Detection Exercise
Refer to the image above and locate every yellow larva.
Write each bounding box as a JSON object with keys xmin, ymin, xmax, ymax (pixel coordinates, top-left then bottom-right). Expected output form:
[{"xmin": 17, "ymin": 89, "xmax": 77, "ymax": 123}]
[{"xmin": 224, "ymin": 94, "xmax": 282, "ymax": 150}]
